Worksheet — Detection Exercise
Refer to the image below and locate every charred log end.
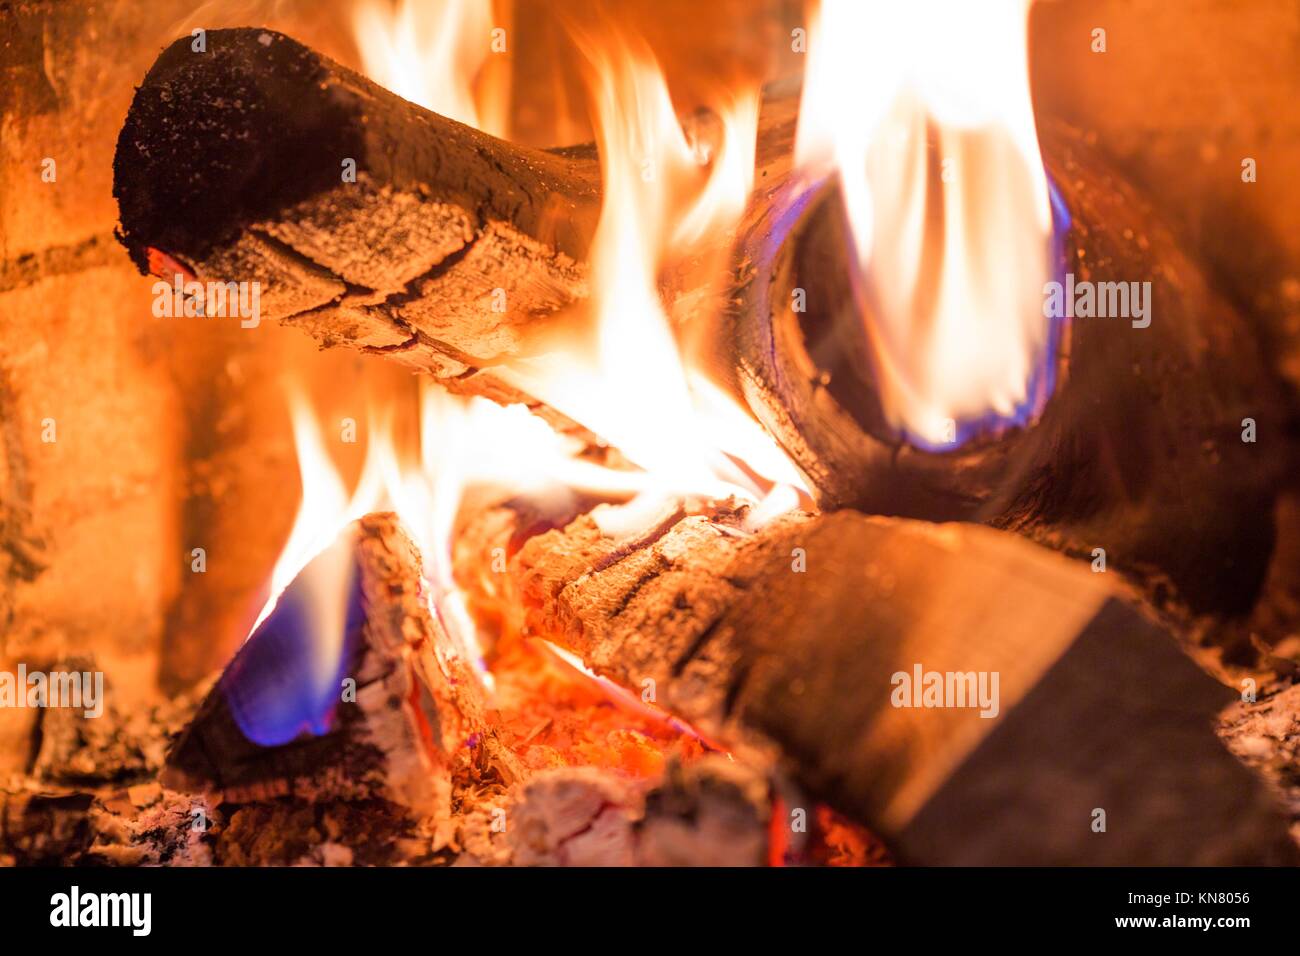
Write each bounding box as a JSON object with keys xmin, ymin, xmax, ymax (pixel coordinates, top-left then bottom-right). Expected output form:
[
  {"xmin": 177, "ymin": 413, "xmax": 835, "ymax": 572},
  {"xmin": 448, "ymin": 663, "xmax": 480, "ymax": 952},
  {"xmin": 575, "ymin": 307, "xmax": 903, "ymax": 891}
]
[
  {"xmin": 112, "ymin": 28, "xmax": 601, "ymax": 384},
  {"xmin": 732, "ymin": 172, "xmax": 1017, "ymax": 518},
  {"xmin": 113, "ymin": 29, "xmax": 365, "ymax": 276}
]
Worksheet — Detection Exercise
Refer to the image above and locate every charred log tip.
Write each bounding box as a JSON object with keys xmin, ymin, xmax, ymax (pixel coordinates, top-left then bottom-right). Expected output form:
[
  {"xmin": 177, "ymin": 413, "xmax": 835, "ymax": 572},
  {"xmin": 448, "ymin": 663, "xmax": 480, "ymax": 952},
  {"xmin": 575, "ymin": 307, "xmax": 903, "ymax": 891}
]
[
  {"xmin": 776, "ymin": 171, "xmax": 1069, "ymax": 460},
  {"xmin": 112, "ymin": 25, "xmax": 601, "ymax": 369},
  {"xmin": 113, "ymin": 28, "xmax": 358, "ymax": 274},
  {"xmin": 737, "ymin": 131, "xmax": 1289, "ymax": 619}
]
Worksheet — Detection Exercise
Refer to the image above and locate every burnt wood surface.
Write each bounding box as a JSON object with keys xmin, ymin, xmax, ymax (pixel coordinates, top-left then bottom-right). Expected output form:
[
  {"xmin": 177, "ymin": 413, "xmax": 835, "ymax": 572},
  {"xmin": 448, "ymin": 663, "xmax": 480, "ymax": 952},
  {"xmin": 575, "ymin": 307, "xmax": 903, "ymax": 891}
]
[{"xmin": 114, "ymin": 28, "xmax": 599, "ymax": 413}]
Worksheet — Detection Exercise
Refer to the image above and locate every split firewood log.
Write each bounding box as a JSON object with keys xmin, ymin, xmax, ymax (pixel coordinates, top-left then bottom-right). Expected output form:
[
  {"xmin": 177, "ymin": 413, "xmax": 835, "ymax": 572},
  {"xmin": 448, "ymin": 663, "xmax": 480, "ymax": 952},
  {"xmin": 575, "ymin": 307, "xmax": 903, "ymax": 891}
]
[
  {"xmin": 112, "ymin": 28, "xmax": 796, "ymax": 419},
  {"xmin": 165, "ymin": 512, "xmax": 517, "ymax": 813},
  {"xmin": 503, "ymin": 505, "xmax": 1297, "ymax": 865},
  {"xmin": 114, "ymin": 29, "xmax": 595, "ymax": 391}
]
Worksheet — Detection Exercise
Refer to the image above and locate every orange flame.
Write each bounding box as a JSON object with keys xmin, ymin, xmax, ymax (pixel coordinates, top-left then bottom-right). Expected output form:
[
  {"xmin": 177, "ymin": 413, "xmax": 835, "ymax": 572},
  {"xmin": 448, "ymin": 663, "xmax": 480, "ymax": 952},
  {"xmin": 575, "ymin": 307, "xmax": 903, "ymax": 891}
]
[
  {"xmin": 254, "ymin": 9, "xmax": 819, "ymax": 701},
  {"xmin": 352, "ymin": 0, "xmax": 507, "ymax": 135},
  {"xmin": 351, "ymin": 14, "xmax": 803, "ymax": 525},
  {"xmin": 249, "ymin": 386, "xmax": 626, "ymax": 675}
]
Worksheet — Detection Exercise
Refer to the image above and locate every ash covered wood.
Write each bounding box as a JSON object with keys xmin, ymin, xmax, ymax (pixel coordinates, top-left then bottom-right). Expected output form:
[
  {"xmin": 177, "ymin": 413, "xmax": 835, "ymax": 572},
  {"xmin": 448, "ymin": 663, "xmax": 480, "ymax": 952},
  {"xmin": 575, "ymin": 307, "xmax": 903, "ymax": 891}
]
[
  {"xmin": 505, "ymin": 505, "xmax": 1298, "ymax": 864},
  {"xmin": 0, "ymin": 664, "xmax": 213, "ymax": 866},
  {"xmin": 635, "ymin": 755, "xmax": 771, "ymax": 866},
  {"xmin": 505, "ymin": 756, "xmax": 771, "ymax": 866}
]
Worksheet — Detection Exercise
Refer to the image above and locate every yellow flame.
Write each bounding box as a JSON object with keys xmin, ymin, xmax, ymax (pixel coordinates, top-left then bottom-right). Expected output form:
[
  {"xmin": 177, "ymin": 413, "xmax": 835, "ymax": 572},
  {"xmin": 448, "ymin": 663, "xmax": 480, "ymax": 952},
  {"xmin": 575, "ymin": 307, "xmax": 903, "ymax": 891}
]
[
  {"xmin": 352, "ymin": 0, "xmax": 505, "ymax": 135},
  {"xmin": 497, "ymin": 37, "xmax": 806, "ymax": 530},
  {"xmin": 251, "ymin": 386, "xmax": 378, "ymax": 636},
  {"xmin": 350, "ymin": 12, "xmax": 805, "ymax": 524},
  {"xmin": 796, "ymin": 0, "xmax": 1053, "ymax": 446},
  {"xmin": 252, "ymin": 385, "xmax": 652, "ymax": 682}
]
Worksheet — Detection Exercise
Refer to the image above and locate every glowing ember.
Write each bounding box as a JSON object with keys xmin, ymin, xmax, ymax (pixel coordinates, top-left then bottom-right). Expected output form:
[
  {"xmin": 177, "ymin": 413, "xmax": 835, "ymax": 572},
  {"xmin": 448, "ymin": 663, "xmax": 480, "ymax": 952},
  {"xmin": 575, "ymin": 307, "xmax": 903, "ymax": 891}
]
[
  {"xmin": 491, "ymin": 639, "xmax": 717, "ymax": 778},
  {"xmin": 796, "ymin": 0, "xmax": 1064, "ymax": 449},
  {"xmin": 539, "ymin": 640, "xmax": 727, "ymax": 753}
]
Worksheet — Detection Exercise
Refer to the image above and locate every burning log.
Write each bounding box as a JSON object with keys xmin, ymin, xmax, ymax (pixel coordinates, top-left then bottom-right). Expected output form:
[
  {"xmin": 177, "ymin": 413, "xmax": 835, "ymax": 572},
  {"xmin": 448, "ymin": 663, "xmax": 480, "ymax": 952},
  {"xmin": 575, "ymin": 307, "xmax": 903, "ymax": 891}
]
[
  {"xmin": 110, "ymin": 27, "xmax": 1297, "ymax": 867},
  {"xmin": 506, "ymin": 506, "xmax": 1297, "ymax": 864},
  {"xmin": 112, "ymin": 29, "xmax": 796, "ymax": 417},
  {"xmin": 113, "ymin": 29, "xmax": 597, "ymax": 390},
  {"xmin": 732, "ymin": 125, "xmax": 1293, "ymax": 620},
  {"xmin": 165, "ymin": 512, "xmax": 512, "ymax": 815}
]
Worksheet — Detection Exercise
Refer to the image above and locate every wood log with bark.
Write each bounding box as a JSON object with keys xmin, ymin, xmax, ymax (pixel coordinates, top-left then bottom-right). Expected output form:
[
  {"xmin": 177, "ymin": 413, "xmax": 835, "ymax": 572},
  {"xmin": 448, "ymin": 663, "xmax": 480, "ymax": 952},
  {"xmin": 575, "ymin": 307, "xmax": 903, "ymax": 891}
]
[
  {"xmin": 114, "ymin": 30, "xmax": 596, "ymax": 392},
  {"xmin": 498, "ymin": 503, "xmax": 1297, "ymax": 865},
  {"xmin": 730, "ymin": 125, "xmax": 1295, "ymax": 624},
  {"xmin": 112, "ymin": 28, "xmax": 796, "ymax": 424}
]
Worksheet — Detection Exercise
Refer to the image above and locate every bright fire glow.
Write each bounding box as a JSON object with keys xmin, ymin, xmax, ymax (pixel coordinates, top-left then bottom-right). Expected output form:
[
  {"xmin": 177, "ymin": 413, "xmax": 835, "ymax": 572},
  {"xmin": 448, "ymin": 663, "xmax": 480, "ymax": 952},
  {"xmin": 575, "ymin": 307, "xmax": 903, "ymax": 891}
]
[
  {"xmin": 352, "ymin": 0, "xmax": 506, "ymax": 135},
  {"xmin": 350, "ymin": 15, "xmax": 802, "ymax": 522},
  {"xmin": 248, "ymin": 387, "xmax": 633, "ymax": 682},
  {"xmin": 498, "ymin": 36, "xmax": 806, "ymax": 532},
  {"xmin": 796, "ymin": 0, "xmax": 1057, "ymax": 448},
  {"xmin": 252, "ymin": 385, "xmax": 378, "ymax": 636}
]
